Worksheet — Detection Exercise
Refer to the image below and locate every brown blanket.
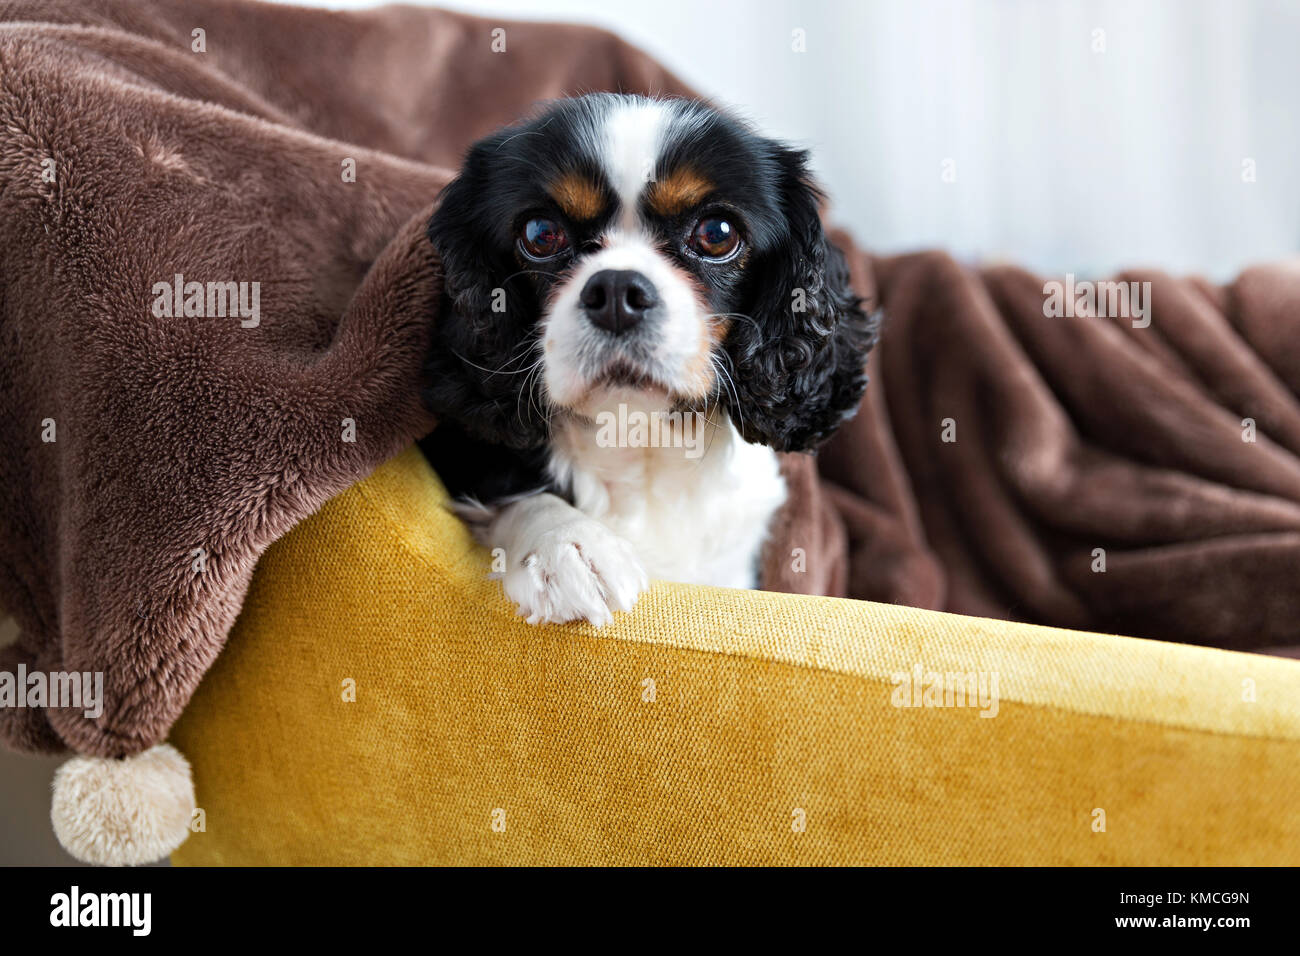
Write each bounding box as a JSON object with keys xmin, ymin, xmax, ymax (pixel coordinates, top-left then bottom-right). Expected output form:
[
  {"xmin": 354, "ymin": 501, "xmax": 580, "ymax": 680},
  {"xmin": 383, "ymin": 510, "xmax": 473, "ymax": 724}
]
[
  {"xmin": 2, "ymin": 0, "xmax": 1297, "ymax": 762},
  {"xmin": 769, "ymin": 254, "xmax": 1300, "ymax": 654}
]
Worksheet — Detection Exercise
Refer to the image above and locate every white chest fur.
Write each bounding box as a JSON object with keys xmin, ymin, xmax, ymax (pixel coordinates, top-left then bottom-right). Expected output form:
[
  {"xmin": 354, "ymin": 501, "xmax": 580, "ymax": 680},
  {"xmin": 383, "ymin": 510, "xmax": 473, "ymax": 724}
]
[{"xmin": 547, "ymin": 413, "xmax": 787, "ymax": 589}]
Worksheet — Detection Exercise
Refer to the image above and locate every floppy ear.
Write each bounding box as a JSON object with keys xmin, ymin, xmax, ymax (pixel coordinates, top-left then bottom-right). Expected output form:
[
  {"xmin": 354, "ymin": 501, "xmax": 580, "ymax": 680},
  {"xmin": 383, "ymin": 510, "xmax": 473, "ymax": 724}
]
[
  {"xmin": 724, "ymin": 147, "xmax": 879, "ymax": 452},
  {"xmin": 424, "ymin": 146, "xmax": 549, "ymax": 450}
]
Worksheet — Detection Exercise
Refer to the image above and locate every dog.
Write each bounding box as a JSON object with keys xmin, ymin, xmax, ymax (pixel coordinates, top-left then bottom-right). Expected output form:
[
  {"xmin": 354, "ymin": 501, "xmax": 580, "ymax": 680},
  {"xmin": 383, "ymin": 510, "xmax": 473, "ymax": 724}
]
[{"xmin": 419, "ymin": 93, "xmax": 877, "ymax": 626}]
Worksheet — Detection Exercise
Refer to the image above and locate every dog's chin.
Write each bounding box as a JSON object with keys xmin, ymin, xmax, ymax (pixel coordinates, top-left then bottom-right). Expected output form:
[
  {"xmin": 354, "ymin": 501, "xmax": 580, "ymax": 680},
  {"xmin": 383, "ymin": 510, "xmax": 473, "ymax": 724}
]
[
  {"xmin": 568, "ymin": 382, "xmax": 672, "ymax": 422},
  {"xmin": 555, "ymin": 362, "xmax": 698, "ymax": 422}
]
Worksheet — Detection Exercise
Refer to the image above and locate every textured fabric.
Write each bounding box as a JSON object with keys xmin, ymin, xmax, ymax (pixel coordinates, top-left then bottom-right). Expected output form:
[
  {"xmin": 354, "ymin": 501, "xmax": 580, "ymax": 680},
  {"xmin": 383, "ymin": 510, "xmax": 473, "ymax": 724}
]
[
  {"xmin": 5, "ymin": 0, "xmax": 1300, "ymax": 767},
  {"xmin": 803, "ymin": 251, "xmax": 1300, "ymax": 652},
  {"xmin": 0, "ymin": 0, "xmax": 689, "ymax": 759},
  {"xmin": 171, "ymin": 448, "xmax": 1300, "ymax": 866}
]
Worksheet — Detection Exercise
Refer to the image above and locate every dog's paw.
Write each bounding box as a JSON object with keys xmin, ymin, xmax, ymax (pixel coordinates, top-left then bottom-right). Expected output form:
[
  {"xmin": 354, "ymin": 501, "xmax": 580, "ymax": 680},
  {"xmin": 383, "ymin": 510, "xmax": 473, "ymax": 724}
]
[{"xmin": 497, "ymin": 518, "xmax": 647, "ymax": 626}]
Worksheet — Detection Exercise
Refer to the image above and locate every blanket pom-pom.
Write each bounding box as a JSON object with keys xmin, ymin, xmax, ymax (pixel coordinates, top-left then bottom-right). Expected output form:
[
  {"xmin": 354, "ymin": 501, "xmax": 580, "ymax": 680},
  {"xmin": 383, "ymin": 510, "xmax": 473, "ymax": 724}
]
[{"xmin": 50, "ymin": 743, "xmax": 195, "ymax": 866}]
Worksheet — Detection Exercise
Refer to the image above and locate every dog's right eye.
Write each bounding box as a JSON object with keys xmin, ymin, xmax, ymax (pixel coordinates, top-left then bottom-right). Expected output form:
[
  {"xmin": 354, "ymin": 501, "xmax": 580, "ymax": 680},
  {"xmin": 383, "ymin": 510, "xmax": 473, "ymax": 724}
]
[{"xmin": 520, "ymin": 218, "xmax": 570, "ymax": 260}]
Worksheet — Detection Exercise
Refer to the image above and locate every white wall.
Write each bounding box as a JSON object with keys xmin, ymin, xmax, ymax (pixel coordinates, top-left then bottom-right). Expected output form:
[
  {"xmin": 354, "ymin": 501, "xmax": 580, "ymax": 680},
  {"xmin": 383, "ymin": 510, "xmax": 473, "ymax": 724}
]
[{"xmin": 274, "ymin": 0, "xmax": 1300, "ymax": 279}]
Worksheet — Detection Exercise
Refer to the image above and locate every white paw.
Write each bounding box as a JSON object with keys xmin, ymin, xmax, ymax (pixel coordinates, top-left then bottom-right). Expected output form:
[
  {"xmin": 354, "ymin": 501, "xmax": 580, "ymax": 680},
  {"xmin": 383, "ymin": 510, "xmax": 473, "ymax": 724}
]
[{"xmin": 497, "ymin": 518, "xmax": 647, "ymax": 626}]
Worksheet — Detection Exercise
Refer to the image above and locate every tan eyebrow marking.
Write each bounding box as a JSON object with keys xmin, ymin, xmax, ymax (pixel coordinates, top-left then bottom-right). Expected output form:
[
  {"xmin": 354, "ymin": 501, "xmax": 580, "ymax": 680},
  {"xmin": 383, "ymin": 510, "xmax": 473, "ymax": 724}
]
[
  {"xmin": 646, "ymin": 167, "xmax": 714, "ymax": 216},
  {"xmin": 548, "ymin": 173, "xmax": 606, "ymax": 221}
]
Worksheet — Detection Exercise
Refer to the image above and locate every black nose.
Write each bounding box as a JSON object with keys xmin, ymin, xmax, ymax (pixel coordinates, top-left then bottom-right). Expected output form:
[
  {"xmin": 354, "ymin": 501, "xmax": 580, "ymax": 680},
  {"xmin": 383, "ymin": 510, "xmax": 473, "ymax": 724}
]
[{"xmin": 579, "ymin": 270, "xmax": 659, "ymax": 334}]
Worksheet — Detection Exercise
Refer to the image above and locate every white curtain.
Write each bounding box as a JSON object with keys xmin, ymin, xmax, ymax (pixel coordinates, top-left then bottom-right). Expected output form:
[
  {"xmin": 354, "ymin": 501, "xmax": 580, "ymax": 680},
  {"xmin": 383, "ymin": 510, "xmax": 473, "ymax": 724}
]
[{"xmin": 289, "ymin": 0, "xmax": 1300, "ymax": 278}]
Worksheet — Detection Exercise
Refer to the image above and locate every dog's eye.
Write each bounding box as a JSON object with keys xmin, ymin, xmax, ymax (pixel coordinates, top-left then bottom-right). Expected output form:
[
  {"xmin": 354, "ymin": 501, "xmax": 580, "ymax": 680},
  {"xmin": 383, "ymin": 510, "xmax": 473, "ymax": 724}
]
[
  {"xmin": 689, "ymin": 217, "xmax": 740, "ymax": 260},
  {"xmin": 520, "ymin": 218, "xmax": 569, "ymax": 259}
]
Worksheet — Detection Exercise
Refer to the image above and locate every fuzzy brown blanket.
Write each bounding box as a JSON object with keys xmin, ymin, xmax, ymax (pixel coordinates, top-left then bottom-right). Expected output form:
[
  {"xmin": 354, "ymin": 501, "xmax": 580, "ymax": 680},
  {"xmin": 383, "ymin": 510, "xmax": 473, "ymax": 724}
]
[{"xmin": 2, "ymin": 0, "xmax": 1297, "ymax": 761}]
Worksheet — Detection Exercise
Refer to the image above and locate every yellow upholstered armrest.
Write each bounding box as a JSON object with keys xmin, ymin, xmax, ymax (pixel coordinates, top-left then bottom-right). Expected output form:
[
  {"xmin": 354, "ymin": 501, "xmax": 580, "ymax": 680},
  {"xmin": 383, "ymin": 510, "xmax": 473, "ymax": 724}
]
[{"xmin": 171, "ymin": 446, "xmax": 1300, "ymax": 865}]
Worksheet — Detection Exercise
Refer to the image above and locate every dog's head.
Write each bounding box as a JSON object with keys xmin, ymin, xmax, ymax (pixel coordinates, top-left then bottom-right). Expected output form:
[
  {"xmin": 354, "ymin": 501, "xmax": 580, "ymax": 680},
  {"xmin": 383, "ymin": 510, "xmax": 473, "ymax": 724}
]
[{"xmin": 425, "ymin": 93, "xmax": 877, "ymax": 451}]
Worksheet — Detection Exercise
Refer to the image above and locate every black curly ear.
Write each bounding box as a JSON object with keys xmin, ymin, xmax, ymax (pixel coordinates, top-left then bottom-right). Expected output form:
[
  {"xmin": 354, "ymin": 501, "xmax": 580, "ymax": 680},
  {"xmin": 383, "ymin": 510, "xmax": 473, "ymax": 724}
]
[
  {"xmin": 424, "ymin": 144, "xmax": 549, "ymax": 450},
  {"xmin": 723, "ymin": 148, "xmax": 878, "ymax": 452}
]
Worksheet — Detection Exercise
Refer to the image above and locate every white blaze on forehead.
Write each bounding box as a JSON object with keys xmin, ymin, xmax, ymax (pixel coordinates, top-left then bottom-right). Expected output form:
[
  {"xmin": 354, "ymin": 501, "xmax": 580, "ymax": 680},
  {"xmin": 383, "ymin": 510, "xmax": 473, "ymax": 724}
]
[
  {"xmin": 539, "ymin": 97, "xmax": 716, "ymax": 413},
  {"xmin": 599, "ymin": 99, "xmax": 675, "ymax": 230}
]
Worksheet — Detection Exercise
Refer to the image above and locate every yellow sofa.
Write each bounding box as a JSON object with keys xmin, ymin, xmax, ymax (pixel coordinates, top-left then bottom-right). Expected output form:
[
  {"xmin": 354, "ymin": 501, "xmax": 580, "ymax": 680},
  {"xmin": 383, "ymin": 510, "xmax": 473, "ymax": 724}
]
[{"xmin": 170, "ymin": 446, "xmax": 1300, "ymax": 865}]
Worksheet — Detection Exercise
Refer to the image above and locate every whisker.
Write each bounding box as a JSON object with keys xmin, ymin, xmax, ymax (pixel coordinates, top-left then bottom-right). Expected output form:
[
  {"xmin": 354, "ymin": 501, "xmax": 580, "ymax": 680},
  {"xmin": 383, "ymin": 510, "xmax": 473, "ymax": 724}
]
[
  {"xmin": 493, "ymin": 116, "xmax": 553, "ymax": 151},
  {"xmin": 513, "ymin": 346, "xmax": 548, "ymax": 429},
  {"xmin": 704, "ymin": 312, "xmax": 762, "ymax": 334},
  {"xmin": 451, "ymin": 345, "xmax": 533, "ymax": 378},
  {"xmin": 523, "ymin": 355, "xmax": 548, "ymax": 420},
  {"xmin": 498, "ymin": 333, "xmax": 544, "ymax": 371},
  {"xmin": 499, "ymin": 268, "xmax": 563, "ymax": 286},
  {"xmin": 709, "ymin": 349, "xmax": 744, "ymax": 437},
  {"xmin": 450, "ymin": 325, "xmax": 545, "ymax": 379}
]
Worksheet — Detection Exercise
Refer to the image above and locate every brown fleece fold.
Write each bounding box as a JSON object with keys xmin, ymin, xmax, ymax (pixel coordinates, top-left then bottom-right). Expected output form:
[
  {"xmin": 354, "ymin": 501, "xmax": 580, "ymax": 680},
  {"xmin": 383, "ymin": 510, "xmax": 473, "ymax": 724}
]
[
  {"xmin": 766, "ymin": 253, "xmax": 1300, "ymax": 653},
  {"xmin": 0, "ymin": 0, "xmax": 690, "ymax": 757},
  {"xmin": 1, "ymin": 0, "xmax": 1296, "ymax": 761}
]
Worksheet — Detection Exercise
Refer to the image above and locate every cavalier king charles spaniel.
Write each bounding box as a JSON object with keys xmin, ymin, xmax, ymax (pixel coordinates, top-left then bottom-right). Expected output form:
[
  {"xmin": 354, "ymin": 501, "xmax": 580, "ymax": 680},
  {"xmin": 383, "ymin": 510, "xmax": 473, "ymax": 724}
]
[{"xmin": 420, "ymin": 93, "xmax": 877, "ymax": 626}]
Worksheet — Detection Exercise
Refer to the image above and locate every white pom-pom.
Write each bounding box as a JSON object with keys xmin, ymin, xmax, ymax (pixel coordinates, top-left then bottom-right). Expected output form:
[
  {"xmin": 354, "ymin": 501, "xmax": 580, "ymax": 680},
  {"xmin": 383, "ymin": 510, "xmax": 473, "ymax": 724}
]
[{"xmin": 51, "ymin": 743, "xmax": 195, "ymax": 866}]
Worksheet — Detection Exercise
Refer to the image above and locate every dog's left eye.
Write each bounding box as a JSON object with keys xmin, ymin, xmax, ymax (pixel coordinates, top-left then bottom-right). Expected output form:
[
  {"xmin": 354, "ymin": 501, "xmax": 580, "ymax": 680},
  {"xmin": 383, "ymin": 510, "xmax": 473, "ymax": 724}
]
[
  {"xmin": 520, "ymin": 218, "xmax": 570, "ymax": 259},
  {"xmin": 689, "ymin": 217, "xmax": 740, "ymax": 260}
]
